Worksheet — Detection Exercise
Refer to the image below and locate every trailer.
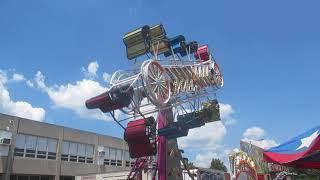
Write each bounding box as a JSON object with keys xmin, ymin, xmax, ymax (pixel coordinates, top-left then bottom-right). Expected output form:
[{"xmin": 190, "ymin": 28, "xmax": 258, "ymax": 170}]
[
  {"xmin": 182, "ymin": 168, "xmax": 231, "ymax": 180},
  {"xmin": 76, "ymin": 171, "xmax": 129, "ymax": 180},
  {"xmin": 76, "ymin": 168, "xmax": 231, "ymax": 180},
  {"xmin": 76, "ymin": 171, "xmax": 156, "ymax": 180}
]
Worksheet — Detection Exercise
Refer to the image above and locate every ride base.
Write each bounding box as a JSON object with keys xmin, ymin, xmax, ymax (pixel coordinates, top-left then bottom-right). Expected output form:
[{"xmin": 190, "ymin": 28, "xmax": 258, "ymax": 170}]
[{"xmin": 157, "ymin": 109, "xmax": 183, "ymax": 180}]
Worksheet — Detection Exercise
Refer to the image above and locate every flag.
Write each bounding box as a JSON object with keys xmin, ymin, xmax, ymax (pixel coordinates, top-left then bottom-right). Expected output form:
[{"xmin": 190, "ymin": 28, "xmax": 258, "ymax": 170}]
[{"xmin": 264, "ymin": 126, "xmax": 320, "ymax": 168}]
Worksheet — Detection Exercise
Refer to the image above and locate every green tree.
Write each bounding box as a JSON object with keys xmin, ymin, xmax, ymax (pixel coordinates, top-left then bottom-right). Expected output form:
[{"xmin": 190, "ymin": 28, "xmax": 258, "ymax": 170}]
[{"xmin": 210, "ymin": 158, "xmax": 227, "ymax": 172}]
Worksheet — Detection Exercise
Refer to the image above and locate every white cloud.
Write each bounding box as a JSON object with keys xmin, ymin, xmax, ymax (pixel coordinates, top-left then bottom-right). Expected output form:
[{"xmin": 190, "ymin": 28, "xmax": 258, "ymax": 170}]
[
  {"xmin": 224, "ymin": 119, "xmax": 237, "ymax": 126},
  {"xmin": 179, "ymin": 123, "xmax": 230, "ymax": 168},
  {"xmin": 243, "ymin": 126, "xmax": 265, "ymax": 140},
  {"xmin": 178, "ymin": 103, "xmax": 235, "ymax": 150},
  {"xmin": 193, "ymin": 149, "xmax": 231, "ymax": 169},
  {"xmin": 243, "ymin": 138, "xmax": 278, "ymax": 149},
  {"xmin": 178, "ymin": 121, "xmax": 227, "ymax": 150},
  {"xmin": 0, "ymin": 70, "xmax": 45, "ymax": 121},
  {"xmin": 177, "ymin": 103, "xmax": 236, "ymax": 169},
  {"xmin": 220, "ymin": 103, "xmax": 237, "ymax": 126},
  {"xmin": 26, "ymin": 80, "xmax": 34, "ymax": 87},
  {"xmin": 103, "ymin": 72, "xmax": 111, "ymax": 83},
  {"xmin": 33, "ymin": 69, "xmax": 114, "ymax": 121},
  {"xmin": 0, "ymin": 70, "xmax": 8, "ymax": 83},
  {"xmin": 194, "ymin": 152, "xmax": 219, "ymax": 168},
  {"xmin": 242, "ymin": 127, "xmax": 278, "ymax": 149},
  {"xmin": 5, "ymin": 100, "xmax": 45, "ymax": 121},
  {"xmin": 82, "ymin": 61, "xmax": 99, "ymax": 79},
  {"xmin": 88, "ymin": 61, "xmax": 99, "ymax": 75},
  {"xmin": 219, "ymin": 103, "xmax": 234, "ymax": 119},
  {"xmin": 35, "ymin": 71, "xmax": 47, "ymax": 90},
  {"xmin": 12, "ymin": 73, "xmax": 25, "ymax": 82},
  {"xmin": 47, "ymin": 80, "xmax": 109, "ymax": 120}
]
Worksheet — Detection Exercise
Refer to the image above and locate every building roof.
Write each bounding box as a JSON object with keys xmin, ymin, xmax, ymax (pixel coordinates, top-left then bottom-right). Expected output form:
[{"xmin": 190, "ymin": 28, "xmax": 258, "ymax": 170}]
[{"xmin": 0, "ymin": 112, "xmax": 124, "ymax": 142}]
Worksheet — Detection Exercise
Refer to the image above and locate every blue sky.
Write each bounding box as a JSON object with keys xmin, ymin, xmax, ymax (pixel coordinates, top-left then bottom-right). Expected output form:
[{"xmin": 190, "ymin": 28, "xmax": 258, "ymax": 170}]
[{"xmin": 1, "ymin": 0, "xmax": 320, "ymax": 167}]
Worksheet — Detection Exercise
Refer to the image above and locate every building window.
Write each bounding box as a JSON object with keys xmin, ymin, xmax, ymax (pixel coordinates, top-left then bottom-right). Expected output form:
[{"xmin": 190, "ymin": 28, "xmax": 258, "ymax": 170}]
[
  {"xmin": 124, "ymin": 150, "xmax": 135, "ymax": 167},
  {"xmin": 86, "ymin": 144, "xmax": 94, "ymax": 163},
  {"xmin": 131, "ymin": 161, "xmax": 135, "ymax": 167},
  {"xmin": 69, "ymin": 142, "xmax": 78, "ymax": 162},
  {"xmin": 103, "ymin": 147, "xmax": 110, "ymax": 165},
  {"xmin": 104, "ymin": 159, "xmax": 110, "ymax": 165},
  {"xmin": 61, "ymin": 141, "xmax": 94, "ymax": 164},
  {"xmin": 102, "ymin": 147, "xmax": 123, "ymax": 166},
  {"xmin": 78, "ymin": 143, "xmax": 86, "ymax": 163},
  {"xmin": 14, "ymin": 134, "xmax": 26, "ymax": 157},
  {"xmin": 78, "ymin": 156, "xmax": 86, "ymax": 163},
  {"xmin": 116, "ymin": 149, "xmax": 123, "ymax": 167},
  {"xmin": 60, "ymin": 176, "xmax": 75, "ymax": 180},
  {"xmin": 86, "ymin": 157, "xmax": 93, "ymax": 163},
  {"xmin": 25, "ymin": 135, "xmax": 37, "ymax": 158},
  {"xmin": 14, "ymin": 134, "xmax": 58, "ymax": 160},
  {"xmin": 30, "ymin": 176, "xmax": 40, "ymax": 180},
  {"xmin": 17, "ymin": 176, "xmax": 28, "ymax": 180},
  {"xmin": 61, "ymin": 141, "xmax": 70, "ymax": 161},
  {"xmin": 124, "ymin": 151, "xmax": 130, "ymax": 167},
  {"xmin": 110, "ymin": 148, "xmax": 116, "ymax": 166},
  {"xmin": 36, "ymin": 137, "xmax": 47, "ymax": 159},
  {"xmin": 47, "ymin": 138, "xmax": 57, "ymax": 160}
]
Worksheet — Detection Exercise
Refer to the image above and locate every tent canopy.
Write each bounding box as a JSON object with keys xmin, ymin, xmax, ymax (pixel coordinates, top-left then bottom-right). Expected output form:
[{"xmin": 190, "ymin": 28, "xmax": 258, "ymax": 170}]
[{"xmin": 263, "ymin": 126, "xmax": 320, "ymax": 169}]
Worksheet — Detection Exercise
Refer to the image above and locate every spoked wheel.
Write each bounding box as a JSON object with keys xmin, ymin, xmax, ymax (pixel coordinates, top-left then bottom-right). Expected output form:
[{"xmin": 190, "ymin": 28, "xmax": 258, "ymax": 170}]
[
  {"xmin": 211, "ymin": 61, "xmax": 224, "ymax": 89},
  {"xmin": 141, "ymin": 60, "xmax": 171, "ymax": 107}
]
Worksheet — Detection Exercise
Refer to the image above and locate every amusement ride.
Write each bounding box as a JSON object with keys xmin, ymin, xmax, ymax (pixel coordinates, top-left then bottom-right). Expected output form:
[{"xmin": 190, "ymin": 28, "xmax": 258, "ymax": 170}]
[{"xmin": 85, "ymin": 24, "xmax": 224, "ymax": 180}]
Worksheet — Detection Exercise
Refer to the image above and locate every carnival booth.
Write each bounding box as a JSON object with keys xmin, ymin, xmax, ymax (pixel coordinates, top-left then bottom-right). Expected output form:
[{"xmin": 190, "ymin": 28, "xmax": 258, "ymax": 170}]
[{"xmin": 229, "ymin": 150, "xmax": 258, "ymax": 180}]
